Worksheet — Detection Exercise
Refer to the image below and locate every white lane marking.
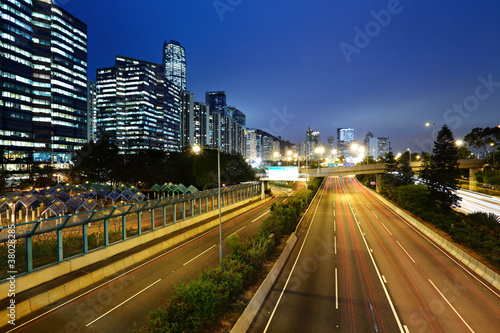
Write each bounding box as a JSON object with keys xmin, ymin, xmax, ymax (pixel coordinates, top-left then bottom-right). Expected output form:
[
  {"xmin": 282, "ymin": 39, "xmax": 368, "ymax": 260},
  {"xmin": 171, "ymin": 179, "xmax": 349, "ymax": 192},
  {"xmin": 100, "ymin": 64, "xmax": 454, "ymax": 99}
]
[
  {"xmin": 396, "ymin": 241, "xmax": 416, "ymax": 264},
  {"xmin": 382, "ymin": 275, "xmax": 387, "ymax": 283},
  {"xmin": 381, "ymin": 222, "xmax": 393, "ymax": 235},
  {"xmin": 371, "ymin": 211, "xmax": 379, "ymax": 219},
  {"xmin": 357, "ymin": 178, "xmax": 500, "ymax": 299},
  {"xmin": 86, "ymin": 279, "xmax": 161, "ymax": 327},
  {"xmin": 403, "ymin": 325, "xmax": 410, "ymax": 333},
  {"xmin": 335, "ymin": 236, "xmax": 337, "ymax": 254},
  {"xmin": 251, "ymin": 210, "xmax": 269, "ymax": 222},
  {"xmin": 340, "ymin": 178, "xmax": 405, "ymax": 333},
  {"xmin": 264, "ymin": 179, "xmax": 327, "ymax": 332},
  {"xmin": 227, "ymin": 226, "xmax": 246, "ymax": 239},
  {"xmin": 335, "ymin": 268, "xmax": 338, "ymax": 309},
  {"xmin": 8, "ymin": 200, "xmax": 277, "ymax": 333},
  {"xmin": 428, "ymin": 279, "xmax": 476, "ymax": 333},
  {"xmin": 183, "ymin": 245, "xmax": 216, "ymax": 266}
]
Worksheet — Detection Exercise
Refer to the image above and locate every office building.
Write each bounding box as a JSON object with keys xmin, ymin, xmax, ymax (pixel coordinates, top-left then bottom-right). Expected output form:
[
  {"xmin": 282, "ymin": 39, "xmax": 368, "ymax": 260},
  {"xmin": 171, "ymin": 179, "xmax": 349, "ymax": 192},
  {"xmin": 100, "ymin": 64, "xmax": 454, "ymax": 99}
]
[
  {"xmin": 205, "ymin": 91, "xmax": 226, "ymax": 116},
  {"xmin": 96, "ymin": 56, "xmax": 181, "ymax": 154},
  {"xmin": 163, "ymin": 40, "xmax": 186, "ymax": 91},
  {"xmin": 337, "ymin": 128, "xmax": 355, "ymax": 159},
  {"xmin": 1, "ymin": 0, "xmax": 88, "ymax": 171}
]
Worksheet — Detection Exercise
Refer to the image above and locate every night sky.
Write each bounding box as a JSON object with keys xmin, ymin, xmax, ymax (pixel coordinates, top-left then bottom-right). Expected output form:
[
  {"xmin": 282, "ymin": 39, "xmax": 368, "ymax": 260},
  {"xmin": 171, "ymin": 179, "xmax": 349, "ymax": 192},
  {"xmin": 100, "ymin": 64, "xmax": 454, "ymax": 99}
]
[{"xmin": 61, "ymin": 0, "xmax": 500, "ymax": 153}]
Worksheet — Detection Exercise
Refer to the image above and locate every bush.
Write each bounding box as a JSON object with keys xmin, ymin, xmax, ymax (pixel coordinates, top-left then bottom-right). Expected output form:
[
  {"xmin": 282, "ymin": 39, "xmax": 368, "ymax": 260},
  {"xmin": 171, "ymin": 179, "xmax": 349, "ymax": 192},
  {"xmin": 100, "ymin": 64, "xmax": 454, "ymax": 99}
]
[{"xmin": 140, "ymin": 179, "xmax": 323, "ymax": 332}]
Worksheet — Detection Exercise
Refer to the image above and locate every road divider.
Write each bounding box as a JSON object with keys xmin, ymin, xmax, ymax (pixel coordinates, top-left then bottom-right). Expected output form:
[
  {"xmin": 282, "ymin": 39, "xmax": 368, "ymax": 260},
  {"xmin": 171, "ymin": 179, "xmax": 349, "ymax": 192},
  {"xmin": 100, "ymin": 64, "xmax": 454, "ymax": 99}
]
[{"xmin": 0, "ymin": 196, "xmax": 273, "ymax": 324}]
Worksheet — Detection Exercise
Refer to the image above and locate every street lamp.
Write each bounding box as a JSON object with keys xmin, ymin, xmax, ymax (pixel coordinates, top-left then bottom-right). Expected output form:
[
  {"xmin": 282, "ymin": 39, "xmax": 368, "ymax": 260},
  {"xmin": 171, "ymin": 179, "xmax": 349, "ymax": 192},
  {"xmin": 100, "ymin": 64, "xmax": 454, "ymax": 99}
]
[
  {"xmin": 193, "ymin": 145, "xmax": 222, "ymax": 267},
  {"xmin": 314, "ymin": 147, "xmax": 324, "ymax": 172},
  {"xmin": 407, "ymin": 148, "xmax": 411, "ymax": 162},
  {"xmin": 456, "ymin": 140, "xmax": 464, "ymax": 146},
  {"xmin": 273, "ymin": 151, "xmax": 279, "ymax": 163},
  {"xmin": 425, "ymin": 122, "xmax": 436, "ymax": 151}
]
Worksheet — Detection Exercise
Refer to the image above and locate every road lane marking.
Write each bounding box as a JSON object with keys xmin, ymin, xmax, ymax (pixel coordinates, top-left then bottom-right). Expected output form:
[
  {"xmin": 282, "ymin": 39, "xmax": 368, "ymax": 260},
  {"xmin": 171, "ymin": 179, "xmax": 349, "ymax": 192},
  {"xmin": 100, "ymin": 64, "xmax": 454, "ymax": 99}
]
[
  {"xmin": 251, "ymin": 210, "xmax": 269, "ymax": 222},
  {"xmin": 428, "ymin": 279, "xmax": 476, "ymax": 333},
  {"xmin": 264, "ymin": 179, "xmax": 327, "ymax": 332},
  {"xmin": 7, "ymin": 197, "xmax": 283, "ymax": 333},
  {"xmin": 86, "ymin": 279, "xmax": 161, "ymax": 327},
  {"xmin": 183, "ymin": 245, "xmax": 216, "ymax": 266},
  {"xmin": 371, "ymin": 211, "xmax": 379, "ymax": 219},
  {"xmin": 227, "ymin": 226, "xmax": 246, "ymax": 239},
  {"xmin": 381, "ymin": 222, "xmax": 392, "ymax": 235},
  {"xmin": 382, "ymin": 275, "xmax": 387, "ymax": 283},
  {"xmin": 335, "ymin": 268, "xmax": 338, "ymax": 309},
  {"xmin": 403, "ymin": 325, "xmax": 410, "ymax": 333},
  {"xmin": 335, "ymin": 236, "xmax": 337, "ymax": 254},
  {"xmin": 340, "ymin": 178, "xmax": 405, "ymax": 333},
  {"xmin": 396, "ymin": 241, "xmax": 416, "ymax": 263}
]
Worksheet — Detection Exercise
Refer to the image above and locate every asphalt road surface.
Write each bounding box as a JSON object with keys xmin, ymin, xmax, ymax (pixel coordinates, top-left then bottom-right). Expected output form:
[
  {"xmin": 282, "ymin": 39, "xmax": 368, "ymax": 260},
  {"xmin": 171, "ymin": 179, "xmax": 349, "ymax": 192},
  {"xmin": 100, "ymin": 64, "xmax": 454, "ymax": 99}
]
[
  {"xmin": 251, "ymin": 176, "xmax": 500, "ymax": 333},
  {"xmin": 4, "ymin": 189, "xmax": 289, "ymax": 333}
]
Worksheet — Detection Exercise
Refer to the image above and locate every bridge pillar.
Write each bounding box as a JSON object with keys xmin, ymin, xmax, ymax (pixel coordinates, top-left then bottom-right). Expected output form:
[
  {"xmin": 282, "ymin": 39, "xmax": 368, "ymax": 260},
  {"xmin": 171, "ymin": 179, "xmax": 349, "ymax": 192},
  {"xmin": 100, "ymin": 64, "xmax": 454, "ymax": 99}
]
[
  {"xmin": 261, "ymin": 181, "xmax": 268, "ymax": 199},
  {"xmin": 469, "ymin": 168, "xmax": 480, "ymax": 191},
  {"xmin": 376, "ymin": 173, "xmax": 383, "ymax": 193}
]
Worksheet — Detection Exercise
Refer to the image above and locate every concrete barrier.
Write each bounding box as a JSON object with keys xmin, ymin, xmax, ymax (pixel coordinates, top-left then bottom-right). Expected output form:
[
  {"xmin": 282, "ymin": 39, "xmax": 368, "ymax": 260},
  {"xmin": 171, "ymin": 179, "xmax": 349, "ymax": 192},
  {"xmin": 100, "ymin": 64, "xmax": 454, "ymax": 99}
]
[
  {"xmin": 0, "ymin": 196, "xmax": 272, "ymax": 322},
  {"xmin": 231, "ymin": 233, "xmax": 298, "ymax": 333},
  {"xmin": 366, "ymin": 187, "xmax": 500, "ymax": 292}
]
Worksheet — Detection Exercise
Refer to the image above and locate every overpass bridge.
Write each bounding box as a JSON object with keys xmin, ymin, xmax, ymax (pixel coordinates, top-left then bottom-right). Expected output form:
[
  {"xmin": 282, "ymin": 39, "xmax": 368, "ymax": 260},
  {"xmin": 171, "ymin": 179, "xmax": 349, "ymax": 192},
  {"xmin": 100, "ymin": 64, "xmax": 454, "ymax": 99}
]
[{"xmin": 262, "ymin": 159, "xmax": 487, "ymax": 192}]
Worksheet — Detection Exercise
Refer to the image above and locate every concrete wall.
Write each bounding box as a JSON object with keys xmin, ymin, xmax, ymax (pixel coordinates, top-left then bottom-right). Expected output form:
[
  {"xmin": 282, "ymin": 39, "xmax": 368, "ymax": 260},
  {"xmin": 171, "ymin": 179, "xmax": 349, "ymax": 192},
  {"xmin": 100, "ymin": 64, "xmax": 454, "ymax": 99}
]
[
  {"xmin": 366, "ymin": 186, "xmax": 499, "ymax": 292},
  {"xmin": 231, "ymin": 233, "xmax": 297, "ymax": 333},
  {"xmin": 0, "ymin": 196, "xmax": 272, "ymax": 322}
]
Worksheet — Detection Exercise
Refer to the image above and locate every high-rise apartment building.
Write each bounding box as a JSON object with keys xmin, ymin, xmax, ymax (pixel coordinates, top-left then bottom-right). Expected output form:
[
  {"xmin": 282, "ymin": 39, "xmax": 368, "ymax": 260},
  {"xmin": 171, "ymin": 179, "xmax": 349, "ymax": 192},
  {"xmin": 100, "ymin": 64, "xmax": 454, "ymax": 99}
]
[
  {"xmin": 163, "ymin": 40, "xmax": 186, "ymax": 91},
  {"xmin": 96, "ymin": 56, "xmax": 181, "ymax": 154},
  {"xmin": 1, "ymin": 0, "xmax": 88, "ymax": 171},
  {"xmin": 87, "ymin": 80, "xmax": 97, "ymax": 142},
  {"xmin": 180, "ymin": 91, "xmax": 194, "ymax": 147}
]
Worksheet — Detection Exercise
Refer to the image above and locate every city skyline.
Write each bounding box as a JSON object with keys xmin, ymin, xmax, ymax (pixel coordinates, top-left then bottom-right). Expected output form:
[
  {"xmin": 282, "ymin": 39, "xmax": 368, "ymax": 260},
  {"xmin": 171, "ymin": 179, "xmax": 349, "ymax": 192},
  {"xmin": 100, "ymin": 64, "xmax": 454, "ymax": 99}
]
[{"xmin": 62, "ymin": 1, "xmax": 499, "ymax": 152}]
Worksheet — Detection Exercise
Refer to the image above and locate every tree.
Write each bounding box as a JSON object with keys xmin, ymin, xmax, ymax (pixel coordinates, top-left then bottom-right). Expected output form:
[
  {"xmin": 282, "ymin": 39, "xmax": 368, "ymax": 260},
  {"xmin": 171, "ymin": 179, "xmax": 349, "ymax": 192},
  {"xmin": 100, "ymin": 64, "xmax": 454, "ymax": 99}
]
[
  {"xmin": 71, "ymin": 135, "xmax": 121, "ymax": 183},
  {"xmin": 465, "ymin": 127, "xmax": 491, "ymax": 163},
  {"xmin": 384, "ymin": 152, "xmax": 398, "ymax": 173},
  {"xmin": 396, "ymin": 157, "xmax": 414, "ymax": 185},
  {"xmin": 421, "ymin": 125, "xmax": 461, "ymax": 209}
]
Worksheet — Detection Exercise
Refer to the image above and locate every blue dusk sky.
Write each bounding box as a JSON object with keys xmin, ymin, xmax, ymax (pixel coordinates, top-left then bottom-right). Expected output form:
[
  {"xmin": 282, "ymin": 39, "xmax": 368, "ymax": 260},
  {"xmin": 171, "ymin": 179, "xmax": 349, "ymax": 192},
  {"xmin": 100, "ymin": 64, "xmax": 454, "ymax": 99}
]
[{"xmin": 61, "ymin": 0, "xmax": 500, "ymax": 153}]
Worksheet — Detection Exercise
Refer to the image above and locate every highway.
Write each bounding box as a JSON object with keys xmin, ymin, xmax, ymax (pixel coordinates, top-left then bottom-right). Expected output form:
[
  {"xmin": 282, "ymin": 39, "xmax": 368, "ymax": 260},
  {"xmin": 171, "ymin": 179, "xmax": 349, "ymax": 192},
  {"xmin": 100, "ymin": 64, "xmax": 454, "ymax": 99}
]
[
  {"xmin": 4, "ymin": 189, "xmax": 289, "ymax": 333},
  {"xmin": 456, "ymin": 189, "xmax": 500, "ymax": 217},
  {"xmin": 251, "ymin": 176, "xmax": 500, "ymax": 332}
]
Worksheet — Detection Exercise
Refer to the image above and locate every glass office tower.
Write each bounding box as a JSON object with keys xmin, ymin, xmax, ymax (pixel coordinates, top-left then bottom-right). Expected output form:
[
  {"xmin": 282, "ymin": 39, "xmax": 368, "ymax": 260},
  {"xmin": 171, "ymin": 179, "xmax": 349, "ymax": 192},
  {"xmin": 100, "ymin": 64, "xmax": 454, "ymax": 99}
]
[{"xmin": 1, "ymin": 0, "xmax": 88, "ymax": 172}]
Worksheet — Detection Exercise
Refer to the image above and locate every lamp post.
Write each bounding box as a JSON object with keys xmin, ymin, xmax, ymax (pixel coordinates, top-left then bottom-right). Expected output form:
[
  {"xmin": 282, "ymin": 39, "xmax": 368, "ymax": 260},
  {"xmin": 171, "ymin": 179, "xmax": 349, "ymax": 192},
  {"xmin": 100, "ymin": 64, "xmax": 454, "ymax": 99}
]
[
  {"xmin": 193, "ymin": 145, "xmax": 222, "ymax": 267},
  {"xmin": 314, "ymin": 147, "xmax": 324, "ymax": 172},
  {"xmin": 426, "ymin": 122, "xmax": 436, "ymax": 151},
  {"xmin": 407, "ymin": 148, "xmax": 411, "ymax": 162}
]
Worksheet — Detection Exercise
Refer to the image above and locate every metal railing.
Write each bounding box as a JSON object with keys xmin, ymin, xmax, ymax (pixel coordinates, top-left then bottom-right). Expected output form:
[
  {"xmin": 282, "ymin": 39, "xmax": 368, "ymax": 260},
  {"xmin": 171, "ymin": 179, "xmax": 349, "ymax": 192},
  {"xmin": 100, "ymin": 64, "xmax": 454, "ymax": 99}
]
[{"xmin": 0, "ymin": 182, "xmax": 261, "ymax": 277}]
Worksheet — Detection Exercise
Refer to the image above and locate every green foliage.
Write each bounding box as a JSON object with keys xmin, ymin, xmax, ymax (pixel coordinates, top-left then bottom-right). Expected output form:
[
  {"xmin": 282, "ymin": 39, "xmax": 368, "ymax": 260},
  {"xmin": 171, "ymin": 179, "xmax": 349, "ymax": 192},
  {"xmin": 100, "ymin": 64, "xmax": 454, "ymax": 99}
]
[
  {"xmin": 382, "ymin": 180, "xmax": 500, "ymax": 269},
  {"xmin": 71, "ymin": 141, "xmax": 255, "ymax": 189},
  {"xmin": 140, "ymin": 178, "xmax": 323, "ymax": 332},
  {"xmin": 420, "ymin": 125, "xmax": 461, "ymax": 209}
]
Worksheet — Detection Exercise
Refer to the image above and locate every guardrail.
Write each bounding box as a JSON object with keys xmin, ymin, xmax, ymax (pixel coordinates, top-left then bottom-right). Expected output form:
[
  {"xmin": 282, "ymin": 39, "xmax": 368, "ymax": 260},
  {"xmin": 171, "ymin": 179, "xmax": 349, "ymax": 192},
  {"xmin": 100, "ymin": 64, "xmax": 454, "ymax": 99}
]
[{"xmin": 0, "ymin": 182, "xmax": 261, "ymax": 277}]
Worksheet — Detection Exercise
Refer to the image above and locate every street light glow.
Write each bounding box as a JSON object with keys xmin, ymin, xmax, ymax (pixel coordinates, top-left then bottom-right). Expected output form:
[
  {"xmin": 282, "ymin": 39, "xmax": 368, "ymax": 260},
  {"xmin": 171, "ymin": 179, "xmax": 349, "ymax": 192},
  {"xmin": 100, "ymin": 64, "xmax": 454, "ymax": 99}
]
[
  {"xmin": 192, "ymin": 145, "xmax": 201, "ymax": 153},
  {"xmin": 456, "ymin": 140, "xmax": 463, "ymax": 146},
  {"xmin": 350, "ymin": 143, "xmax": 359, "ymax": 151}
]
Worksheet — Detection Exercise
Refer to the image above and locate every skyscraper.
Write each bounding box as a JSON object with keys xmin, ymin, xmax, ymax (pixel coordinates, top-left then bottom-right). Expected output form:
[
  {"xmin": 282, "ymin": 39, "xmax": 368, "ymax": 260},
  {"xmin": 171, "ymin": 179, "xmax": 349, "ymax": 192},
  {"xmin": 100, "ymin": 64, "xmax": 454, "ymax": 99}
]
[
  {"xmin": 163, "ymin": 40, "xmax": 187, "ymax": 91},
  {"xmin": 1, "ymin": 0, "xmax": 88, "ymax": 171},
  {"xmin": 96, "ymin": 56, "xmax": 181, "ymax": 154},
  {"xmin": 205, "ymin": 91, "xmax": 226, "ymax": 116},
  {"xmin": 337, "ymin": 128, "xmax": 355, "ymax": 159}
]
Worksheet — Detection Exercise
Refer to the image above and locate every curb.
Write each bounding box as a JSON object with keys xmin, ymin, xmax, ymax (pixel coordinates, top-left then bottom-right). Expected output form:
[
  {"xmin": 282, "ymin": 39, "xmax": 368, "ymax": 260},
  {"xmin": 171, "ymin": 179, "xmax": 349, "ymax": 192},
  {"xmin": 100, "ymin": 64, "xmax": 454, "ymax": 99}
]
[
  {"xmin": 0, "ymin": 197, "xmax": 272, "ymax": 324},
  {"xmin": 231, "ymin": 233, "xmax": 297, "ymax": 333},
  {"xmin": 365, "ymin": 186, "xmax": 500, "ymax": 292}
]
